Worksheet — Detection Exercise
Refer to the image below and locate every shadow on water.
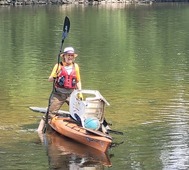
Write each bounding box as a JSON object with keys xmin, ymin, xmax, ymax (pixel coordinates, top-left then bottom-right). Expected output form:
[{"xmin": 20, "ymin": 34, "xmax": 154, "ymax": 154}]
[{"xmin": 37, "ymin": 130, "xmax": 112, "ymax": 169}]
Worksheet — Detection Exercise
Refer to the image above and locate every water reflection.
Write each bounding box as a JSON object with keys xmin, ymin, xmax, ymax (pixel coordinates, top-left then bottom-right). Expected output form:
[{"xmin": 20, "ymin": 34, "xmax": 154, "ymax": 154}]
[
  {"xmin": 159, "ymin": 85, "xmax": 189, "ymax": 170},
  {"xmin": 38, "ymin": 131, "xmax": 112, "ymax": 169}
]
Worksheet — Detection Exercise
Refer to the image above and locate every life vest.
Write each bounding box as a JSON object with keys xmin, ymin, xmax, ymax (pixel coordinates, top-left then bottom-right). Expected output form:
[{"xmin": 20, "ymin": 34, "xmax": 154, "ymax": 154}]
[{"xmin": 56, "ymin": 63, "xmax": 77, "ymax": 89}]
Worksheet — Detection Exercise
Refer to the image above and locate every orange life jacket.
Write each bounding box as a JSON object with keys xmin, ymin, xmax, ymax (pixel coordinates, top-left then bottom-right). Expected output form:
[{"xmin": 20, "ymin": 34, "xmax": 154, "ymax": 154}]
[{"xmin": 56, "ymin": 64, "xmax": 77, "ymax": 89}]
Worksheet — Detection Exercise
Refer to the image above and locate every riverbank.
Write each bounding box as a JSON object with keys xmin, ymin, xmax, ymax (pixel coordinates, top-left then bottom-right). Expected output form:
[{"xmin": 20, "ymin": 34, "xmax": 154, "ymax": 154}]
[{"xmin": 0, "ymin": 0, "xmax": 188, "ymax": 6}]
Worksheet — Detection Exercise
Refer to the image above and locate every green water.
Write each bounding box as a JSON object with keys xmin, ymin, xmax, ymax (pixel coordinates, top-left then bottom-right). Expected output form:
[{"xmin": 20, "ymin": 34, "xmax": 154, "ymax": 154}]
[{"xmin": 1, "ymin": 3, "xmax": 189, "ymax": 170}]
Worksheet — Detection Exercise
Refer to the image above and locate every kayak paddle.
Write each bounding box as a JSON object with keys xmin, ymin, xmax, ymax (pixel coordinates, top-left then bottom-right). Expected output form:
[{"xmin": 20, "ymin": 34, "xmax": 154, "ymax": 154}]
[{"xmin": 41, "ymin": 16, "xmax": 70, "ymax": 133}]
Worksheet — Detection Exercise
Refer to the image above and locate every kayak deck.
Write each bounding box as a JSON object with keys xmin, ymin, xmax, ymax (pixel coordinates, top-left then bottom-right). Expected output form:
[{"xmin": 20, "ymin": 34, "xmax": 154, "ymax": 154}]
[{"xmin": 49, "ymin": 117, "xmax": 112, "ymax": 153}]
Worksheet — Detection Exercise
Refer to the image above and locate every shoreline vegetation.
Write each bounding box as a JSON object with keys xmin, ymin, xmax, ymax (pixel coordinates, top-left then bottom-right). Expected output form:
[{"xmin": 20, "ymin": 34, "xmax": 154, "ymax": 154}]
[{"xmin": 0, "ymin": 0, "xmax": 188, "ymax": 6}]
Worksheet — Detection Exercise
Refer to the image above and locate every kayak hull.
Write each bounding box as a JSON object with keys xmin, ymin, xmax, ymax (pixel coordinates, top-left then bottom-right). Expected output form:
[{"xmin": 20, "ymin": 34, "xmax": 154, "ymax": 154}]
[{"xmin": 49, "ymin": 117, "xmax": 112, "ymax": 153}]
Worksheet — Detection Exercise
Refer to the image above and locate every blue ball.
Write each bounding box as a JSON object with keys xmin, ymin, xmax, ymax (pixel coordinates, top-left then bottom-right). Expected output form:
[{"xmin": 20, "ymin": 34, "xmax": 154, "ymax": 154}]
[{"xmin": 84, "ymin": 117, "xmax": 100, "ymax": 130}]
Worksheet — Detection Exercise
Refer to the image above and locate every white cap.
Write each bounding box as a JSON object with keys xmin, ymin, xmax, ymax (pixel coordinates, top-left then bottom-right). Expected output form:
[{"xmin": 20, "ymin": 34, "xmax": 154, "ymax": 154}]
[
  {"xmin": 63, "ymin": 47, "xmax": 78, "ymax": 57},
  {"xmin": 64, "ymin": 47, "xmax": 75, "ymax": 54}
]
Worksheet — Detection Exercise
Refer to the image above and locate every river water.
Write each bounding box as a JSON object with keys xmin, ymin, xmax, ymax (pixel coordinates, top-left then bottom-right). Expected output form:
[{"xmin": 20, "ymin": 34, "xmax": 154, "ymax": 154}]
[{"xmin": 1, "ymin": 3, "xmax": 189, "ymax": 170}]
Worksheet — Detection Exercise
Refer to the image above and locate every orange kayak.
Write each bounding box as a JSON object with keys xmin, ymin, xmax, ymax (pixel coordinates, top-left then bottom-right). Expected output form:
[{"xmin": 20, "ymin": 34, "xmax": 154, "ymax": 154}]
[{"xmin": 49, "ymin": 116, "xmax": 112, "ymax": 153}]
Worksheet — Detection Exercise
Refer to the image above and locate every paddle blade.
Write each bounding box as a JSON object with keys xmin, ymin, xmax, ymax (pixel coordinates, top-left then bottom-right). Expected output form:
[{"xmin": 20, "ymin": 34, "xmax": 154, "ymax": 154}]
[{"xmin": 62, "ymin": 16, "xmax": 70, "ymax": 39}]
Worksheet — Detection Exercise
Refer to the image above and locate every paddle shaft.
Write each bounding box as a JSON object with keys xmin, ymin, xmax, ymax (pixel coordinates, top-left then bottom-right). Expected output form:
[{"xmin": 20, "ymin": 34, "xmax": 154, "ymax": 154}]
[
  {"xmin": 85, "ymin": 128, "xmax": 112, "ymax": 140},
  {"xmin": 107, "ymin": 129, "xmax": 123, "ymax": 135}
]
